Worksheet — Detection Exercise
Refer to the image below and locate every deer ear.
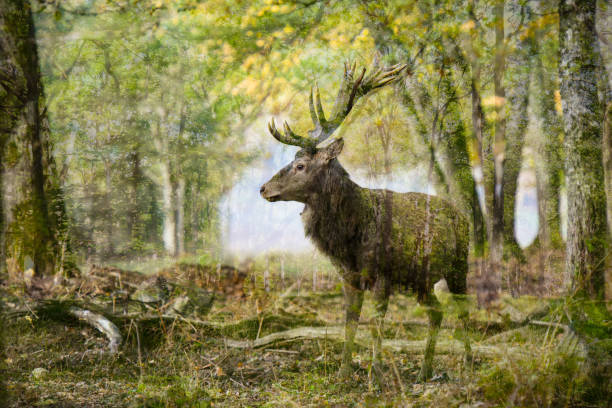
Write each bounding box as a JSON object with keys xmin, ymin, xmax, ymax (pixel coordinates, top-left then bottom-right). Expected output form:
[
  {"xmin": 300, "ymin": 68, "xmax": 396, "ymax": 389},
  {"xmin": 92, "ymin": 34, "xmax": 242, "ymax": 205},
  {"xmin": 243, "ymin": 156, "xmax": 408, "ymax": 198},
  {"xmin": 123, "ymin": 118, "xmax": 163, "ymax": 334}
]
[{"xmin": 318, "ymin": 138, "xmax": 344, "ymax": 162}]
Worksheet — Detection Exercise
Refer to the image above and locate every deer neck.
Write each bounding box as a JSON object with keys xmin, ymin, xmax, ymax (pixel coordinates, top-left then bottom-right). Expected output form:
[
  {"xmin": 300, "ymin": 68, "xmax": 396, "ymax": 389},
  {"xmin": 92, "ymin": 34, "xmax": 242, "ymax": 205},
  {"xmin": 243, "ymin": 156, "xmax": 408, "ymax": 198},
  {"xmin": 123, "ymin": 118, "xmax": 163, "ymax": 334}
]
[
  {"xmin": 306, "ymin": 162, "xmax": 361, "ymax": 215},
  {"xmin": 302, "ymin": 162, "xmax": 369, "ymax": 268}
]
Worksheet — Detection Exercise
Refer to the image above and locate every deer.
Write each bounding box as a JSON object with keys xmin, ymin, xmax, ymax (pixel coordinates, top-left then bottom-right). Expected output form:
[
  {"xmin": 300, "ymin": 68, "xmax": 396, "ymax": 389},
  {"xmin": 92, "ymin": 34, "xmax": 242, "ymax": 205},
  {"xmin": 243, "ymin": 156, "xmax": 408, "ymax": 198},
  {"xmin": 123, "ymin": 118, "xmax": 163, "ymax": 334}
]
[{"xmin": 259, "ymin": 62, "xmax": 472, "ymax": 383}]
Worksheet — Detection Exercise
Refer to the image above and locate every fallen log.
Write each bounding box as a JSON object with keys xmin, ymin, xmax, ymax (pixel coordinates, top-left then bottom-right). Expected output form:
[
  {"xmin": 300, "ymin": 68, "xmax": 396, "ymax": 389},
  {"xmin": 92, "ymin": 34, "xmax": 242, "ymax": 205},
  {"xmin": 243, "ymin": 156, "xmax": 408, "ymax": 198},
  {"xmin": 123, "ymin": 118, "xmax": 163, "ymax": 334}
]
[
  {"xmin": 224, "ymin": 326, "xmax": 531, "ymax": 358},
  {"xmin": 68, "ymin": 307, "xmax": 122, "ymax": 353},
  {"xmin": 6, "ymin": 299, "xmax": 555, "ymax": 358}
]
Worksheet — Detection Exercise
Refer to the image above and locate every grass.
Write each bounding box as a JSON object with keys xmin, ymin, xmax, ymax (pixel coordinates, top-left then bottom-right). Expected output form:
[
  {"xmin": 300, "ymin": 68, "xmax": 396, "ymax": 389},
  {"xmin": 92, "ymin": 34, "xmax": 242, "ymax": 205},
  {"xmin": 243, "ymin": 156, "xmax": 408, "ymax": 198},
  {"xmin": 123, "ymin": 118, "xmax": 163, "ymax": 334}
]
[{"xmin": 2, "ymin": 272, "xmax": 611, "ymax": 407}]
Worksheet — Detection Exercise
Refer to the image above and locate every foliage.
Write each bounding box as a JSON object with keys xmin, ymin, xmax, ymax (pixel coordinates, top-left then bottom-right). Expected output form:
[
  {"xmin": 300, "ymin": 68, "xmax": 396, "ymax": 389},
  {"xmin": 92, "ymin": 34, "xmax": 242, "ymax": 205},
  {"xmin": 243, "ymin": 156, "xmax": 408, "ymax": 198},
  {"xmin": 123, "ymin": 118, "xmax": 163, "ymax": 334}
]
[
  {"xmin": 1, "ymin": 0, "xmax": 611, "ymax": 404},
  {"xmin": 4, "ymin": 284, "xmax": 611, "ymax": 406}
]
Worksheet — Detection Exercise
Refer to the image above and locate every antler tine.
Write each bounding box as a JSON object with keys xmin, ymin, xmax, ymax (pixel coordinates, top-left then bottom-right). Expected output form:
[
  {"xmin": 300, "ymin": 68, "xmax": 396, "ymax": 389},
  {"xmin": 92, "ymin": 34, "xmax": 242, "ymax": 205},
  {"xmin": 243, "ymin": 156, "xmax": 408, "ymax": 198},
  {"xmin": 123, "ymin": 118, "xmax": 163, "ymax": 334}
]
[
  {"xmin": 269, "ymin": 61, "xmax": 406, "ymax": 148},
  {"xmin": 368, "ymin": 66, "xmax": 383, "ymax": 83},
  {"xmin": 358, "ymin": 63, "xmax": 407, "ymax": 95},
  {"xmin": 314, "ymin": 84, "xmax": 326, "ymax": 124},
  {"xmin": 267, "ymin": 118, "xmax": 316, "ymax": 150},
  {"xmin": 268, "ymin": 119, "xmax": 281, "ymax": 142},
  {"xmin": 309, "ymin": 87, "xmax": 318, "ymax": 124},
  {"xmin": 268, "ymin": 119, "xmax": 285, "ymax": 143},
  {"xmin": 372, "ymin": 63, "xmax": 407, "ymax": 88},
  {"xmin": 325, "ymin": 61, "xmax": 407, "ymax": 139},
  {"xmin": 345, "ymin": 67, "xmax": 367, "ymax": 116},
  {"xmin": 283, "ymin": 120, "xmax": 298, "ymax": 139},
  {"xmin": 344, "ymin": 60, "xmax": 355, "ymax": 81}
]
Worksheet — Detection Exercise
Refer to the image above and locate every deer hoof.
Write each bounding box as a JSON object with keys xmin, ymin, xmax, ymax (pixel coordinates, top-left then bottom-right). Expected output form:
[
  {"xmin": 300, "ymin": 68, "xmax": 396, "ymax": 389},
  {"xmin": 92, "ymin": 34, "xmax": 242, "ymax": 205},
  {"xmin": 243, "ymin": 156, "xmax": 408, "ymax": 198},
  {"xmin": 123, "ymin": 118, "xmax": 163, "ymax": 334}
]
[
  {"xmin": 464, "ymin": 351, "xmax": 474, "ymax": 367},
  {"xmin": 417, "ymin": 365, "xmax": 433, "ymax": 383},
  {"xmin": 369, "ymin": 362, "xmax": 386, "ymax": 388}
]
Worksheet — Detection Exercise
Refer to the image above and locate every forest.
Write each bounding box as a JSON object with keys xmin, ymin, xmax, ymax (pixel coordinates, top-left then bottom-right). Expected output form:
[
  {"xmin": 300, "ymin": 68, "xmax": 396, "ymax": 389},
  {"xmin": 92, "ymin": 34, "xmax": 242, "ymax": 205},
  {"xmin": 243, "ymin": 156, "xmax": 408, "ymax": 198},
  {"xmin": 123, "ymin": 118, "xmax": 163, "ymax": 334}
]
[{"xmin": 0, "ymin": 0, "xmax": 611, "ymax": 406}]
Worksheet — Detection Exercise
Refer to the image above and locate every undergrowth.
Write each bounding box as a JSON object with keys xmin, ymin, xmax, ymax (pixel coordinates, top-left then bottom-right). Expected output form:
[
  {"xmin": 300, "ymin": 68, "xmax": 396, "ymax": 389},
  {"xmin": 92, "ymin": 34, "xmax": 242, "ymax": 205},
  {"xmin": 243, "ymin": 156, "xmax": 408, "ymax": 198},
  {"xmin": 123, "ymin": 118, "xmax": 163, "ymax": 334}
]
[{"xmin": 3, "ymin": 289, "xmax": 611, "ymax": 407}]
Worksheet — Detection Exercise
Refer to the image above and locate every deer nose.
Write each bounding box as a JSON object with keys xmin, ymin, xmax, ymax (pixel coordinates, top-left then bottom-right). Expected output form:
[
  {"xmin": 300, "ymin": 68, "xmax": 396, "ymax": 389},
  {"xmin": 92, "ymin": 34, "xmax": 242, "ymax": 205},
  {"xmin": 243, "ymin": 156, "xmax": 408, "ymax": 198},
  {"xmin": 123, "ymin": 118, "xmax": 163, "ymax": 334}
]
[{"xmin": 260, "ymin": 185, "xmax": 266, "ymax": 194}]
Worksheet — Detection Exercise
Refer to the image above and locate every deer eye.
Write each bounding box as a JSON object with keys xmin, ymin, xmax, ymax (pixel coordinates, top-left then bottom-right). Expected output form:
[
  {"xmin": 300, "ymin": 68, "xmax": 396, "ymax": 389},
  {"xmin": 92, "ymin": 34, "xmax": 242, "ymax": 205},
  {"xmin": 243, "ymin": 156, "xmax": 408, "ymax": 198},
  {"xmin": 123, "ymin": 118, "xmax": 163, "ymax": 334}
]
[{"xmin": 296, "ymin": 164, "xmax": 305, "ymax": 171}]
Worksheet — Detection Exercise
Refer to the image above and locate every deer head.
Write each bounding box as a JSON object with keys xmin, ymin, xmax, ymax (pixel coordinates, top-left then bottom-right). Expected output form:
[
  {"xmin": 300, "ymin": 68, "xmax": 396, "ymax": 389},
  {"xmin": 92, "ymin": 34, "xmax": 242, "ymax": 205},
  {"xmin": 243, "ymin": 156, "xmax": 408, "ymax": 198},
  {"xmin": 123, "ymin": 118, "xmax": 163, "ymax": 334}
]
[{"xmin": 260, "ymin": 61, "xmax": 406, "ymax": 203}]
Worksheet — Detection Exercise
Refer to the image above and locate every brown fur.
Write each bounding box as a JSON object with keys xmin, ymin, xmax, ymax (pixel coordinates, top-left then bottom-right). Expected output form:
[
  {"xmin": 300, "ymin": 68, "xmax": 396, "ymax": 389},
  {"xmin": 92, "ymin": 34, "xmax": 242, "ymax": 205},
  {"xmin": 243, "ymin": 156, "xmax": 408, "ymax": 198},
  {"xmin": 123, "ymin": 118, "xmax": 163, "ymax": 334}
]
[
  {"xmin": 261, "ymin": 139, "xmax": 471, "ymax": 381},
  {"xmin": 262, "ymin": 145, "xmax": 469, "ymax": 299}
]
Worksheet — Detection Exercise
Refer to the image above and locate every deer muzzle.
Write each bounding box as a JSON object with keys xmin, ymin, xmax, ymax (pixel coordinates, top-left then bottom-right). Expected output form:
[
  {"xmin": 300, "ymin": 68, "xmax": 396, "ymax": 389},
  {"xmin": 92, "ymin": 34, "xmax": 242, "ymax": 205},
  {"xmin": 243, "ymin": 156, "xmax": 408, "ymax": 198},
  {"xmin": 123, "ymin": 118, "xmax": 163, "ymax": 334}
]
[{"xmin": 260, "ymin": 184, "xmax": 281, "ymax": 202}]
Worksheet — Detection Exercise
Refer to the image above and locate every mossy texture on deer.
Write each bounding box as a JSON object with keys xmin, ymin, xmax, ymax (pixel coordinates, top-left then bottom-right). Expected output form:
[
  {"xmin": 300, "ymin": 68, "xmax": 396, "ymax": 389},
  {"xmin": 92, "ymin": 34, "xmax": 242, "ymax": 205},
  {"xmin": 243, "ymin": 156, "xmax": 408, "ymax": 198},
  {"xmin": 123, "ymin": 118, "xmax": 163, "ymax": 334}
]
[{"xmin": 261, "ymin": 62, "xmax": 472, "ymax": 382}]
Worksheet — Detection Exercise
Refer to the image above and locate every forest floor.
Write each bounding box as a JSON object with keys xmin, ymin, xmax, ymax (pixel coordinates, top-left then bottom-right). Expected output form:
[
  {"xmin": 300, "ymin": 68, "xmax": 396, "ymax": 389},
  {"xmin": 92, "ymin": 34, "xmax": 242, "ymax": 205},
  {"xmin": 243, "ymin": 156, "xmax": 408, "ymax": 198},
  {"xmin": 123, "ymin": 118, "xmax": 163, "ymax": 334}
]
[{"xmin": 2, "ymin": 262, "xmax": 610, "ymax": 407}]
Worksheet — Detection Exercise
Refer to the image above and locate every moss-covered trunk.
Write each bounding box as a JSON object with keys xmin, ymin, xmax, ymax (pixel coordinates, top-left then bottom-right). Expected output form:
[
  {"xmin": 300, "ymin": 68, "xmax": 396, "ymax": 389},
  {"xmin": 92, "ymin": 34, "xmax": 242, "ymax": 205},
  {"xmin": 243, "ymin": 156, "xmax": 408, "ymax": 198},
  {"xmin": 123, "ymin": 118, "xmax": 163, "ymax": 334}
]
[
  {"xmin": 533, "ymin": 43, "xmax": 564, "ymax": 250},
  {"xmin": 0, "ymin": 0, "xmax": 67, "ymax": 276},
  {"xmin": 489, "ymin": 0, "xmax": 506, "ymax": 280},
  {"xmin": 597, "ymin": 0, "xmax": 612, "ymax": 241},
  {"xmin": 604, "ymin": 100, "xmax": 612, "ymax": 241},
  {"xmin": 559, "ymin": 0, "xmax": 608, "ymax": 298}
]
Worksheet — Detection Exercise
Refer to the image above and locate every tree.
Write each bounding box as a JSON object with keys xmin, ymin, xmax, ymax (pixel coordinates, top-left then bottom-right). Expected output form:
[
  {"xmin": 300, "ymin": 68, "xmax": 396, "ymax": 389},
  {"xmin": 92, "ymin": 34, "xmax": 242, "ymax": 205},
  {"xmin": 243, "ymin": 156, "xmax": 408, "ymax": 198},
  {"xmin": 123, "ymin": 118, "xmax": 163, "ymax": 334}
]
[
  {"xmin": 0, "ymin": 0, "xmax": 66, "ymax": 276},
  {"xmin": 559, "ymin": 0, "xmax": 607, "ymax": 298},
  {"xmin": 597, "ymin": 0, "xmax": 612, "ymax": 241},
  {"xmin": 37, "ymin": 0, "xmax": 262, "ymax": 260},
  {"xmin": 532, "ymin": 14, "xmax": 564, "ymax": 250}
]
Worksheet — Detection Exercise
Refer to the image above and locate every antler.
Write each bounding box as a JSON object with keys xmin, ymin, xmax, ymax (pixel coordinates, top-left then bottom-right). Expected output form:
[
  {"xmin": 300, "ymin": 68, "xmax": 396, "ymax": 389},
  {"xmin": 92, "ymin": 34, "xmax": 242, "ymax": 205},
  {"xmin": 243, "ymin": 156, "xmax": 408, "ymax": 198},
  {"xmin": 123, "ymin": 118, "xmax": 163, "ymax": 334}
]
[
  {"xmin": 268, "ymin": 61, "xmax": 407, "ymax": 150},
  {"xmin": 267, "ymin": 119, "xmax": 317, "ymax": 150}
]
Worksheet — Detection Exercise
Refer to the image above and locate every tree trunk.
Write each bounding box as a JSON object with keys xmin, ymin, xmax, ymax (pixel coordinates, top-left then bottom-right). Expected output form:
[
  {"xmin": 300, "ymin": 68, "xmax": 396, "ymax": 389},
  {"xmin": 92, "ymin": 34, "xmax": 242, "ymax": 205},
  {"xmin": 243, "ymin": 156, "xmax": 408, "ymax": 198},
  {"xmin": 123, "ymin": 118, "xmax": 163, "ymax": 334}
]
[
  {"xmin": 502, "ymin": 22, "xmax": 531, "ymax": 260},
  {"xmin": 175, "ymin": 177, "xmax": 185, "ymax": 257},
  {"xmin": 103, "ymin": 159, "xmax": 114, "ymax": 257},
  {"xmin": 464, "ymin": 0, "xmax": 499, "ymax": 303},
  {"xmin": 533, "ymin": 12, "xmax": 564, "ymax": 250},
  {"xmin": 501, "ymin": 93, "xmax": 528, "ymax": 257},
  {"xmin": 174, "ymin": 105, "xmax": 186, "ymax": 257},
  {"xmin": 597, "ymin": 0, "xmax": 612, "ymax": 239},
  {"xmin": 597, "ymin": 0, "xmax": 612, "ymax": 92},
  {"xmin": 439, "ymin": 73, "xmax": 487, "ymax": 256},
  {"xmin": 153, "ymin": 101, "xmax": 177, "ymax": 257},
  {"xmin": 468, "ymin": 56, "xmax": 489, "ymax": 260},
  {"xmin": 160, "ymin": 159, "xmax": 176, "ymax": 256},
  {"xmin": 190, "ymin": 181, "xmax": 200, "ymax": 249},
  {"xmin": 533, "ymin": 89, "xmax": 564, "ymax": 249},
  {"xmin": 127, "ymin": 150, "xmax": 145, "ymax": 251},
  {"xmin": 489, "ymin": 0, "xmax": 506, "ymax": 278},
  {"xmin": 0, "ymin": 0, "xmax": 62, "ymax": 276},
  {"xmin": 603, "ymin": 95, "xmax": 612, "ymax": 301},
  {"xmin": 604, "ymin": 99, "xmax": 612, "ymax": 240},
  {"xmin": 0, "ymin": 147, "xmax": 5, "ymax": 276},
  {"xmin": 559, "ymin": 0, "xmax": 607, "ymax": 298}
]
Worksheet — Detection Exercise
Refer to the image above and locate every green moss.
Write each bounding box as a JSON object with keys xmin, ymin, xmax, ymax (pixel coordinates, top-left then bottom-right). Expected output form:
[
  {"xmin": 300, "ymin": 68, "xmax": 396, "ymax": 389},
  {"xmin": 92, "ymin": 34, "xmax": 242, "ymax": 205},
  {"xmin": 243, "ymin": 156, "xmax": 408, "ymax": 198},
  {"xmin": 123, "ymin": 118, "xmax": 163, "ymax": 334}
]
[
  {"xmin": 131, "ymin": 383, "xmax": 212, "ymax": 408},
  {"xmin": 0, "ymin": 301, "xmax": 6, "ymax": 406},
  {"xmin": 478, "ymin": 365, "xmax": 515, "ymax": 403}
]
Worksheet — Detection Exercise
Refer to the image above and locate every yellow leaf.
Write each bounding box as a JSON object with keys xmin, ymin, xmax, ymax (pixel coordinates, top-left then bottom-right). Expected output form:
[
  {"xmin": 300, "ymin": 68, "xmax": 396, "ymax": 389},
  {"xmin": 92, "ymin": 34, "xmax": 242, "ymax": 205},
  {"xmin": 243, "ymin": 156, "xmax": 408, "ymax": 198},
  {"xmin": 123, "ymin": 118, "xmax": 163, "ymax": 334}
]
[
  {"xmin": 554, "ymin": 90, "xmax": 563, "ymax": 115},
  {"xmin": 482, "ymin": 95, "xmax": 506, "ymax": 108},
  {"xmin": 461, "ymin": 20, "xmax": 475, "ymax": 32}
]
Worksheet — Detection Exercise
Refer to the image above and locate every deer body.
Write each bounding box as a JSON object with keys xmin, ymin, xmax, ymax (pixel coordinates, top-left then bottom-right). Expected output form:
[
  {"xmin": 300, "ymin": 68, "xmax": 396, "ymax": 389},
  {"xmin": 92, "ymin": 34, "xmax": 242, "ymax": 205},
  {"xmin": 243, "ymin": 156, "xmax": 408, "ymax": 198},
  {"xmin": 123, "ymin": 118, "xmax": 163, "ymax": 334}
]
[
  {"xmin": 300, "ymin": 162, "xmax": 468, "ymax": 296},
  {"xmin": 260, "ymin": 62, "xmax": 471, "ymax": 383}
]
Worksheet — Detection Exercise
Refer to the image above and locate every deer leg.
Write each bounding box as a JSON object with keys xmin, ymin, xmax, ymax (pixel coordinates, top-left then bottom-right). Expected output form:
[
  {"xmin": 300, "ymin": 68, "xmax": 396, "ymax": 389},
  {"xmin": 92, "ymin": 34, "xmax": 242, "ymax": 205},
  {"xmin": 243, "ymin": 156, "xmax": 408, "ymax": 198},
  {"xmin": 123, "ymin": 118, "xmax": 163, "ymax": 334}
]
[
  {"xmin": 338, "ymin": 283, "xmax": 363, "ymax": 380},
  {"xmin": 452, "ymin": 294, "xmax": 473, "ymax": 367},
  {"xmin": 369, "ymin": 277, "xmax": 389, "ymax": 384},
  {"xmin": 418, "ymin": 294, "xmax": 443, "ymax": 382}
]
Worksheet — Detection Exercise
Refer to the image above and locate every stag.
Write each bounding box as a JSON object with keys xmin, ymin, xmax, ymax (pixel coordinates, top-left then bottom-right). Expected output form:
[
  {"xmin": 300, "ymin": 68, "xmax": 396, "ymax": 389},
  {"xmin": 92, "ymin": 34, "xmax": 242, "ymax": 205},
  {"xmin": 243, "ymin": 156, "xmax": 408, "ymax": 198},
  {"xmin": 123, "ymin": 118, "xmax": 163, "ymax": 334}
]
[{"xmin": 260, "ymin": 62, "xmax": 472, "ymax": 382}]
